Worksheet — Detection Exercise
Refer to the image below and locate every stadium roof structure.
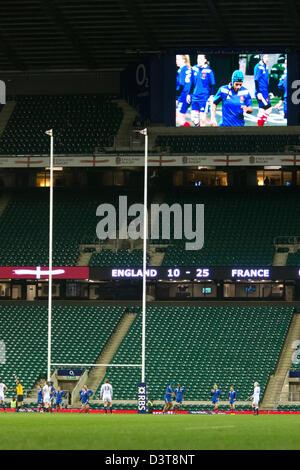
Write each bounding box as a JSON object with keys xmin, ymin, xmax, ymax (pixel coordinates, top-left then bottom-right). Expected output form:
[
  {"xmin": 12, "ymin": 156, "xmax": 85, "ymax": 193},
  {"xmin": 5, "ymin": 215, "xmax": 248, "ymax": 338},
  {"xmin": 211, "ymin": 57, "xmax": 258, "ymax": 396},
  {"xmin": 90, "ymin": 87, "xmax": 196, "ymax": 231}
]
[{"xmin": 0, "ymin": 0, "xmax": 299, "ymax": 72}]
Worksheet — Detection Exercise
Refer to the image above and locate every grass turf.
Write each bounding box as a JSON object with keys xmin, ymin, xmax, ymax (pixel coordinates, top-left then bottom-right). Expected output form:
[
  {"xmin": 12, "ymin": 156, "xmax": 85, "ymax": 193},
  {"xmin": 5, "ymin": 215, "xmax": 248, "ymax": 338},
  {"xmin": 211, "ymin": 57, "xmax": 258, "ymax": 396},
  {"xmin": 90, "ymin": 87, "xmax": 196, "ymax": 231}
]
[{"xmin": 0, "ymin": 413, "xmax": 300, "ymax": 450}]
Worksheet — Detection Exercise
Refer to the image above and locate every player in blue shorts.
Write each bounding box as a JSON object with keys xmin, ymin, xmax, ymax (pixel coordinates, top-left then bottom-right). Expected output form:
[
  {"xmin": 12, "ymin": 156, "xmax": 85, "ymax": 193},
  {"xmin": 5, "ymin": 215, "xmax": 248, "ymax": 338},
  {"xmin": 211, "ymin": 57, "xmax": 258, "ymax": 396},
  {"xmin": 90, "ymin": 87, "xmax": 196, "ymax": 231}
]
[
  {"xmin": 79, "ymin": 386, "xmax": 86, "ymax": 412},
  {"xmin": 176, "ymin": 55, "xmax": 192, "ymax": 127},
  {"xmin": 211, "ymin": 70, "xmax": 253, "ymax": 126},
  {"xmin": 275, "ymin": 58, "xmax": 287, "ymax": 119},
  {"xmin": 82, "ymin": 385, "xmax": 93, "ymax": 413},
  {"xmin": 54, "ymin": 386, "xmax": 65, "ymax": 412},
  {"xmin": 37, "ymin": 384, "xmax": 43, "ymax": 412},
  {"xmin": 163, "ymin": 382, "xmax": 175, "ymax": 413},
  {"xmin": 254, "ymin": 54, "xmax": 274, "ymax": 126},
  {"xmin": 211, "ymin": 384, "xmax": 222, "ymax": 412},
  {"xmin": 228, "ymin": 386, "xmax": 238, "ymax": 412},
  {"xmin": 174, "ymin": 383, "xmax": 187, "ymax": 413},
  {"xmin": 49, "ymin": 382, "xmax": 55, "ymax": 413},
  {"xmin": 187, "ymin": 54, "xmax": 216, "ymax": 127}
]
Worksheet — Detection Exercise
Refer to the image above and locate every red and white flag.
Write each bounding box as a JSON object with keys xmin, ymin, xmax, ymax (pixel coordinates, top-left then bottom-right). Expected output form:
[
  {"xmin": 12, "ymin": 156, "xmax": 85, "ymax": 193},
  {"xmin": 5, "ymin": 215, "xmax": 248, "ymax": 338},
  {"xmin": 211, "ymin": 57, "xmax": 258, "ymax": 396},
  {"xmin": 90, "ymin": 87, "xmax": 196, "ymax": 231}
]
[{"xmin": 45, "ymin": 129, "xmax": 53, "ymax": 136}]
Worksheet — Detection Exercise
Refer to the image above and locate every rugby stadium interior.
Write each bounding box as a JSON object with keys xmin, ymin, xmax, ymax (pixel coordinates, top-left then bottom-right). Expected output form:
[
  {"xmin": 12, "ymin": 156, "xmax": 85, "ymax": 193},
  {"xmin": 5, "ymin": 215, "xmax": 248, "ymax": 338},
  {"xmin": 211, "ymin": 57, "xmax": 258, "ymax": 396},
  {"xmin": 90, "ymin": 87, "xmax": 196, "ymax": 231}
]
[{"xmin": 1, "ymin": 0, "xmax": 300, "ymax": 427}]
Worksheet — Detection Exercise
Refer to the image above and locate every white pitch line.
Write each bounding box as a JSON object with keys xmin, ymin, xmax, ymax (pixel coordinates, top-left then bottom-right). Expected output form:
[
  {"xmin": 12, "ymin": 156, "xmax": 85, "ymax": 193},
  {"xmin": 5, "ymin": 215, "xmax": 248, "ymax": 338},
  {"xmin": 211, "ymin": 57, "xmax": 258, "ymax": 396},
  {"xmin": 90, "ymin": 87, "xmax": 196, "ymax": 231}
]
[{"xmin": 185, "ymin": 425, "xmax": 236, "ymax": 431}]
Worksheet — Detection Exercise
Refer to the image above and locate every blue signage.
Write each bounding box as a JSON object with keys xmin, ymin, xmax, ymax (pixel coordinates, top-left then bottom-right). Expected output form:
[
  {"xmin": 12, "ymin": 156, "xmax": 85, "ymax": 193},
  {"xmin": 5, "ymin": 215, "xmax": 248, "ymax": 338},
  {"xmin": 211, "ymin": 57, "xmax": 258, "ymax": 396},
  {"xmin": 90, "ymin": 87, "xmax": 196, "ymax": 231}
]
[
  {"xmin": 289, "ymin": 371, "xmax": 300, "ymax": 378},
  {"xmin": 137, "ymin": 382, "xmax": 148, "ymax": 414},
  {"xmin": 57, "ymin": 369, "xmax": 83, "ymax": 377}
]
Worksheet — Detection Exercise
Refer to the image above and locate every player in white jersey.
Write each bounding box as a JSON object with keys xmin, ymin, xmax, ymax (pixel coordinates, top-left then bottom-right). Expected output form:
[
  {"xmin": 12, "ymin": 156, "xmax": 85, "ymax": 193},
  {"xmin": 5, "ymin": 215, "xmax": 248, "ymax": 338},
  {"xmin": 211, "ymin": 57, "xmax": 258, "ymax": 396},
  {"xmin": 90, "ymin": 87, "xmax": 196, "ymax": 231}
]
[
  {"xmin": 0, "ymin": 378, "xmax": 8, "ymax": 410},
  {"xmin": 251, "ymin": 381, "xmax": 260, "ymax": 415},
  {"xmin": 100, "ymin": 378, "xmax": 113, "ymax": 414},
  {"xmin": 43, "ymin": 381, "xmax": 51, "ymax": 412}
]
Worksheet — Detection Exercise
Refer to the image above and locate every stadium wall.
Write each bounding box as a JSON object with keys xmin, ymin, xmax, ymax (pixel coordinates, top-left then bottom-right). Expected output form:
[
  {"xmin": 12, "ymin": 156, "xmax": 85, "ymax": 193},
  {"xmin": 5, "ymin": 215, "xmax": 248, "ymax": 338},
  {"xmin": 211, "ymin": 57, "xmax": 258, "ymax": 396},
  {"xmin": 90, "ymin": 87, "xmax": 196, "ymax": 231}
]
[{"xmin": 0, "ymin": 71, "xmax": 120, "ymax": 95}]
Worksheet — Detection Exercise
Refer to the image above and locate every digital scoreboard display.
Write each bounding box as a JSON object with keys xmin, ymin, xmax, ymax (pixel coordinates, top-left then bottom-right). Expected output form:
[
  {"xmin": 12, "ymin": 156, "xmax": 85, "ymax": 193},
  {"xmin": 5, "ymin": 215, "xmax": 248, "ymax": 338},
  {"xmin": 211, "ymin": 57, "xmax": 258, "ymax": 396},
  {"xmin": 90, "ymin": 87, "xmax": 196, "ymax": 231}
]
[
  {"xmin": 110, "ymin": 268, "xmax": 211, "ymax": 279},
  {"xmin": 90, "ymin": 267, "xmax": 300, "ymax": 281},
  {"xmin": 175, "ymin": 52, "xmax": 288, "ymax": 127}
]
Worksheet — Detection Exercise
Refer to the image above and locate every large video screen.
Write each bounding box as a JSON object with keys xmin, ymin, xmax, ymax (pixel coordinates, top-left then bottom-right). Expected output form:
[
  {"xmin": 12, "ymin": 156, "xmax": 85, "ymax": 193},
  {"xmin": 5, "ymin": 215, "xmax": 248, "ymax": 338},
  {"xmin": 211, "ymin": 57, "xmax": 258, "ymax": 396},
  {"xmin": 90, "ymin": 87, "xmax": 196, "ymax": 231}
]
[{"xmin": 176, "ymin": 53, "xmax": 287, "ymax": 127}]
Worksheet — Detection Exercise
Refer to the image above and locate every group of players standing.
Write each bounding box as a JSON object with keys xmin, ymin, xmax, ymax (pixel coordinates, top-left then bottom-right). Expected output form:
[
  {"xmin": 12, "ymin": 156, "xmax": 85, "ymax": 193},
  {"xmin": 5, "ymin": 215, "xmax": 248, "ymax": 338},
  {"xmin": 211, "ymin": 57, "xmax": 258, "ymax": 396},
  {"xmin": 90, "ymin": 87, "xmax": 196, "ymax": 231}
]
[
  {"xmin": 176, "ymin": 53, "xmax": 287, "ymax": 127},
  {"xmin": 163, "ymin": 381, "xmax": 261, "ymax": 414},
  {"xmin": 0, "ymin": 375, "xmax": 27, "ymax": 411},
  {"xmin": 0, "ymin": 375, "xmax": 113, "ymax": 414},
  {"xmin": 1, "ymin": 375, "xmax": 261, "ymax": 414},
  {"xmin": 37, "ymin": 381, "xmax": 66, "ymax": 412},
  {"xmin": 0, "ymin": 376, "xmax": 67, "ymax": 412},
  {"xmin": 37, "ymin": 377, "xmax": 113, "ymax": 413}
]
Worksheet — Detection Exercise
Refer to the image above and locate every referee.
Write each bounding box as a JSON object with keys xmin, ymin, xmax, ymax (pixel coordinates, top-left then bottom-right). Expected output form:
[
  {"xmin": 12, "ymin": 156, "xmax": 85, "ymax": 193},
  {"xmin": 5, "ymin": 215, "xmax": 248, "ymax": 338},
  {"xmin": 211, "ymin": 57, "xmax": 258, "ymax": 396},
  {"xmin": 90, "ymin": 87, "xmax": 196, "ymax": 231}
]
[{"xmin": 14, "ymin": 376, "xmax": 24, "ymax": 411}]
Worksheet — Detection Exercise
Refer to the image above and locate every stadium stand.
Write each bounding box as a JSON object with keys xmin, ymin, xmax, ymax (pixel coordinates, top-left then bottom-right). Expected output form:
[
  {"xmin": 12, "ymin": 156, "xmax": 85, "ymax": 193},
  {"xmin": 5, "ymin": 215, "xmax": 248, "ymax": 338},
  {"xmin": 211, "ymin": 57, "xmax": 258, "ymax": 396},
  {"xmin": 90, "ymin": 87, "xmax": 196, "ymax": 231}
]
[
  {"xmin": 161, "ymin": 188, "xmax": 300, "ymax": 266},
  {"xmin": 0, "ymin": 304, "xmax": 125, "ymax": 397},
  {"xmin": 1, "ymin": 187, "xmax": 299, "ymax": 267},
  {"xmin": 155, "ymin": 134, "xmax": 300, "ymax": 154},
  {"xmin": 95, "ymin": 305, "xmax": 294, "ymax": 402},
  {"xmin": 0, "ymin": 303, "xmax": 293, "ymax": 407},
  {"xmin": 89, "ymin": 249, "xmax": 150, "ymax": 267},
  {"xmin": 286, "ymin": 251, "xmax": 300, "ymax": 266},
  {"xmin": 0, "ymin": 189, "xmax": 141, "ymax": 266},
  {"xmin": 277, "ymin": 405, "xmax": 300, "ymax": 411},
  {"xmin": 0, "ymin": 95, "xmax": 123, "ymax": 155}
]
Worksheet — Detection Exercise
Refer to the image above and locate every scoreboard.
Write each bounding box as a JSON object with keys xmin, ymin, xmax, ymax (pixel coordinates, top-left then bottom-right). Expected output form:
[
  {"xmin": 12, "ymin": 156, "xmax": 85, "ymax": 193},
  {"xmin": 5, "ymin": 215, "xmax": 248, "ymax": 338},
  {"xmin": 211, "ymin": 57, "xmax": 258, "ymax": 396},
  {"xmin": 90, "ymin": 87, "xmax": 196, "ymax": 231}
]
[
  {"xmin": 121, "ymin": 49, "xmax": 300, "ymax": 126},
  {"xmin": 90, "ymin": 266, "xmax": 300, "ymax": 281}
]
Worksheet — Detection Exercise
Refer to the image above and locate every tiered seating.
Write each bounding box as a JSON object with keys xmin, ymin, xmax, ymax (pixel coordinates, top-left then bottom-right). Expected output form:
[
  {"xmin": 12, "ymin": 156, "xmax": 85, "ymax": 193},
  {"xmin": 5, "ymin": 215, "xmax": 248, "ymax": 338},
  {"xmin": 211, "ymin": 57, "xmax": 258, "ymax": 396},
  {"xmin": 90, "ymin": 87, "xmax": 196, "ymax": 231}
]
[
  {"xmin": 1, "ymin": 187, "xmax": 299, "ymax": 267},
  {"xmin": 156, "ymin": 134, "xmax": 300, "ymax": 154},
  {"xmin": 95, "ymin": 305, "xmax": 293, "ymax": 402},
  {"xmin": 286, "ymin": 251, "xmax": 300, "ymax": 266},
  {"xmin": 0, "ymin": 95, "xmax": 123, "ymax": 155},
  {"xmin": 89, "ymin": 249, "xmax": 150, "ymax": 267},
  {"xmin": 0, "ymin": 304, "xmax": 124, "ymax": 396},
  {"xmin": 0, "ymin": 189, "xmax": 141, "ymax": 265},
  {"xmin": 161, "ymin": 189, "xmax": 300, "ymax": 266},
  {"xmin": 278, "ymin": 405, "xmax": 300, "ymax": 411}
]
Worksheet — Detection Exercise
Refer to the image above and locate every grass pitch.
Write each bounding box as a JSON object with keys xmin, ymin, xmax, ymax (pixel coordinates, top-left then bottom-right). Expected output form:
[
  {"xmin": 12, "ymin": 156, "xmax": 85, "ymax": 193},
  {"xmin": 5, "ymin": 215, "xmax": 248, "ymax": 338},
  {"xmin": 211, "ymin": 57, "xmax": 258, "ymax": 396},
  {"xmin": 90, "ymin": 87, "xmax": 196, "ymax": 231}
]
[{"xmin": 0, "ymin": 413, "xmax": 300, "ymax": 450}]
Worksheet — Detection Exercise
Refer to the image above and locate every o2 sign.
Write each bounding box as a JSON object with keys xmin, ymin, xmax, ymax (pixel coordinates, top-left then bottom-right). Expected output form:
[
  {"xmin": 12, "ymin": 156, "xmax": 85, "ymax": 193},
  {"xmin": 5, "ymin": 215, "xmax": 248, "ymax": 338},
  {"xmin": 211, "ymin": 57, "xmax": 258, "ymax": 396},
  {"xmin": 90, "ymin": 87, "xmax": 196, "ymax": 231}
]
[{"xmin": 136, "ymin": 64, "xmax": 149, "ymax": 88}]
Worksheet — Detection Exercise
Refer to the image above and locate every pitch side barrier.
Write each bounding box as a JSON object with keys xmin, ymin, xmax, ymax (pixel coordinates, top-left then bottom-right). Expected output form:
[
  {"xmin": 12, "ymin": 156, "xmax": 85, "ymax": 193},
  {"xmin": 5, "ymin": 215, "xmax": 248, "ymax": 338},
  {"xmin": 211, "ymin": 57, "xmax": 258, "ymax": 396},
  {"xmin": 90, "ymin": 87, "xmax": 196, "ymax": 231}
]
[{"xmin": 1, "ymin": 408, "xmax": 300, "ymax": 415}]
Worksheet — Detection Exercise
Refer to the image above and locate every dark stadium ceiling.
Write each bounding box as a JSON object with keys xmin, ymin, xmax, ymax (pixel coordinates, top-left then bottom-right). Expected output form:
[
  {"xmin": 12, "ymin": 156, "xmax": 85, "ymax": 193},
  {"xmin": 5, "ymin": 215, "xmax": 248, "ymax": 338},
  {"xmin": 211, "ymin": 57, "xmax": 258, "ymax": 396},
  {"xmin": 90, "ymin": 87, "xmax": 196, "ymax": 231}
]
[{"xmin": 0, "ymin": 0, "xmax": 299, "ymax": 71}]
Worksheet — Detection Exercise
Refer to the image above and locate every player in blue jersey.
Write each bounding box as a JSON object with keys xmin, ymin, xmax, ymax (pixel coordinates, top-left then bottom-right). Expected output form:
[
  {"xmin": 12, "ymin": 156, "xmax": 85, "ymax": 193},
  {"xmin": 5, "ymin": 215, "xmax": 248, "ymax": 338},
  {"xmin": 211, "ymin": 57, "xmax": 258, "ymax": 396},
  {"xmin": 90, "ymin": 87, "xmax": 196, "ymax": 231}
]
[
  {"xmin": 275, "ymin": 58, "xmax": 287, "ymax": 119},
  {"xmin": 187, "ymin": 54, "xmax": 216, "ymax": 127},
  {"xmin": 79, "ymin": 387, "xmax": 86, "ymax": 412},
  {"xmin": 81, "ymin": 385, "xmax": 93, "ymax": 413},
  {"xmin": 228, "ymin": 386, "xmax": 238, "ymax": 412},
  {"xmin": 174, "ymin": 383, "xmax": 187, "ymax": 413},
  {"xmin": 37, "ymin": 384, "xmax": 43, "ymax": 412},
  {"xmin": 163, "ymin": 382, "xmax": 175, "ymax": 413},
  {"xmin": 54, "ymin": 386, "xmax": 65, "ymax": 412},
  {"xmin": 49, "ymin": 382, "xmax": 55, "ymax": 413},
  {"xmin": 254, "ymin": 54, "xmax": 274, "ymax": 126},
  {"xmin": 176, "ymin": 55, "xmax": 192, "ymax": 127},
  {"xmin": 211, "ymin": 384, "xmax": 222, "ymax": 412},
  {"xmin": 211, "ymin": 70, "xmax": 253, "ymax": 126}
]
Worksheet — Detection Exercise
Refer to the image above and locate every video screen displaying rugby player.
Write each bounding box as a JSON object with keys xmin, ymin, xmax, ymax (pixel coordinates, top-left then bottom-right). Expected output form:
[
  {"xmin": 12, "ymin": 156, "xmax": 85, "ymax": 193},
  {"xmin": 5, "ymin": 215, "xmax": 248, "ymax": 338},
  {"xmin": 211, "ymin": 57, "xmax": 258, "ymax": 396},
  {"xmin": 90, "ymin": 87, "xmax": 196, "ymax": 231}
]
[{"xmin": 176, "ymin": 53, "xmax": 287, "ymax": 127}]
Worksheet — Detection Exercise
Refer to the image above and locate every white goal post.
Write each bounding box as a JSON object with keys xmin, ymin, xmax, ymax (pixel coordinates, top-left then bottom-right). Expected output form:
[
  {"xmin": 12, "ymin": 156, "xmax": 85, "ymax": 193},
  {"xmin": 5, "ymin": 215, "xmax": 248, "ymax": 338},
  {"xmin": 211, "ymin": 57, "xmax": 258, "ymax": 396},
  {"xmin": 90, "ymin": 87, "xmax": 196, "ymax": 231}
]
[{"xmin": 46, "ymin": 129, "xmax": 149, "ymax": 387}]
